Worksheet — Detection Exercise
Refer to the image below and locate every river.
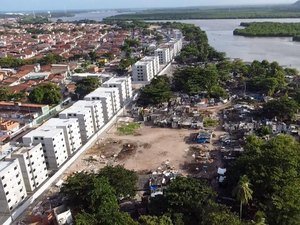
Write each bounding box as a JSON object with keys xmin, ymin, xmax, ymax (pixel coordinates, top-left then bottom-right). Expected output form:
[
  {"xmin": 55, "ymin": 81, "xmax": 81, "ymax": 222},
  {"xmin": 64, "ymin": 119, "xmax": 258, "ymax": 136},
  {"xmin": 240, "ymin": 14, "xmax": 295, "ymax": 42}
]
[
  {"xmin": 179, "ymin": 19, "xmax": 300, "ymax": 69},
  {"xmin": 51, "ymin": 10, "xmax": 126, "ymax": 22}
]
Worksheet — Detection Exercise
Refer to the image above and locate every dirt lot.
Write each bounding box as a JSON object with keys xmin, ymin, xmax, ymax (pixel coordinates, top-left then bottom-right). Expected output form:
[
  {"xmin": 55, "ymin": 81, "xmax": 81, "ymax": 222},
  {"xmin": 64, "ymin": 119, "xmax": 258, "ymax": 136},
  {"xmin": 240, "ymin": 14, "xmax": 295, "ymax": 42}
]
[
  {"xmin": 63, "ymin": 121, "xmax": 227, "ymax": 179},
  {"xmin": 64, "ymin": 125, "xmax": 194, "ymax": 175}
]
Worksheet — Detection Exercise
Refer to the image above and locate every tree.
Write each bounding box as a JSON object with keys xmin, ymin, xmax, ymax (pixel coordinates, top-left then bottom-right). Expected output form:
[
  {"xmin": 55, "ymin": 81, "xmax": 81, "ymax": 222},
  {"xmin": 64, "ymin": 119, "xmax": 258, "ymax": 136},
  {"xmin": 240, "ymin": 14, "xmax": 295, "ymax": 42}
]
[
  {"xmin": 75, "ymin": 77, "xmax": 101, "ymax": 99},
  {"xmin": 76, "ymin": 211, "xmax": 98, "ymax": 225},
  {"xmin": 203, "ymin": 207, "xmax": 242, "ymax": 225},
  {"xmin": 266, "ymin": 180, "xmax": 300, "ymax": 225},
  {"xmin": 233, "ymin": 175, "xmax": 253, "ymax": 220},
  {"xmin": 28, "ymin": 83, "xmax": 62, "ymax": 105},
  {"xmin": 97, "ymin": 165, "xmax": 138, "ymax": 199},
  {"xmin": 138, "ymin": 76, "xmax": 172, "ymax": 106},
  {"xmin": 256, "ymin": 126, "xmax": 271, "ymax": 136},
  {"xmin": 165, "ymin": 177, "xmax": 215, "ymax": 224},
  {"xmin": 228, "ymin": 135, "xmax": 300, "ymax": 224},
  {"xmin": 210, "ymin": 85, "xmax": 228, "ymax": 99},
  {"xmin": 38, "ymin": 53, "xmax": 63, "ymax": 65},
  {"xmin": 173, "ymin": 64, "xmax": 224, "ymax": 96},
  {"xmin": 262, "ymin": 96, "xmax": 299, "ymax": 121},
  {"xmin": 0, "ymin": 87, "xmax": 11, "ymax": 101},
  {"xmin": 139, "ymin": 215, "xmax": 174, "ymax": 225},
  {"xmin": 64, "ymin": 175, "xmax": 138, "ymax": 225},
  {"xmin": 60, "ymin": 172, "xmax": 96, "ymax": 209}
]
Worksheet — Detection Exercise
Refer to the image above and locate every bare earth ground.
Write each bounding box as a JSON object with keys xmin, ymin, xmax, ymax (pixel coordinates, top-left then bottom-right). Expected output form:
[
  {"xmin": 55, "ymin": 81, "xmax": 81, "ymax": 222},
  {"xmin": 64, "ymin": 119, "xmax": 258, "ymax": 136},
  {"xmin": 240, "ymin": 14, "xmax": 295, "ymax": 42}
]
[{"xmin": 64, "ymin": 125, "xmax": 193, "ymax": 176}]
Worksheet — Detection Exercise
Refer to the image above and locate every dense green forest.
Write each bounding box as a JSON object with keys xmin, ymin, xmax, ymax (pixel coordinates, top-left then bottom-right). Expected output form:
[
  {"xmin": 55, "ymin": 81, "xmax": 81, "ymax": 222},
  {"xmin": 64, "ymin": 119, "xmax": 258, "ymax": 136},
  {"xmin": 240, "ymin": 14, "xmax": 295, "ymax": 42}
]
[
  {"xmin": 234, "ymin": 22, "xmax": 300, "ymax": 41},
  {"xmin": 105, "ymin": 5, "xmax": 300, "ymax": 21}
]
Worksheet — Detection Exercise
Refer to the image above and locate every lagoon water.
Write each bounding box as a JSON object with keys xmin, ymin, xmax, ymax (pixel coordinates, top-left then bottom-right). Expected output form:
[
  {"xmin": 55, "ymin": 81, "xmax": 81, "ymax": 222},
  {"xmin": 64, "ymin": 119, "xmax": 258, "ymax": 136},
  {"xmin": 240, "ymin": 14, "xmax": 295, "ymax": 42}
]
[{"xmin": 180, "ymin": 19, "xmax": 300, "ymax": 69}]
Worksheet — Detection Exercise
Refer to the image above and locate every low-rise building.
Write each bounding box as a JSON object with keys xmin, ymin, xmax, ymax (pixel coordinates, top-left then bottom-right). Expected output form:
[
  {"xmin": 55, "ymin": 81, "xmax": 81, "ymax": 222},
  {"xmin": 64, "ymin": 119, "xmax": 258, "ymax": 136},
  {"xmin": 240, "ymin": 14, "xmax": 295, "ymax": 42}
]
[
  {"xmin": 0, "ymin": 159, "xmax": 27, "ymax": 214},
  {"xmin": 0, "ymin": 119, "xmax": 20, "ymax": 136},
  {"xmin": 22, "ymin": 127, "xmax": 69, "ymax": 170}
]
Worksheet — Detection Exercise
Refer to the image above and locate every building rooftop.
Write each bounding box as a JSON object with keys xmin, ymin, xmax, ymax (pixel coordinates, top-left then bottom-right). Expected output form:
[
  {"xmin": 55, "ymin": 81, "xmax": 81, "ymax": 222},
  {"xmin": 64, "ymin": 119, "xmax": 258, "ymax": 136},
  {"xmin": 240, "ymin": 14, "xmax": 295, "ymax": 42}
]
[
  {"xmin": 0, "ymin": 159, "xmax": 15, "ymax": 173},
  {"xmin": 42, "ymin": 118, "xmax": 79, "ymax": 127},
  {"xmin": 12, "ymin": 143, "xmax": 42, "ymax": 155},
  {"xmin": 24, "ymin": 127, "xmax": 63, "ymax": 138},
  {"xmin": 73, "ymin": 100, "xmax": 102, "ymax": 108},
  {"xmin": 134, "ymin": 61, "xmax": 150, "ymax": 66},
  {"xmin": 61, "ymin": 105, "xmax": 91, "ymax": 115}
]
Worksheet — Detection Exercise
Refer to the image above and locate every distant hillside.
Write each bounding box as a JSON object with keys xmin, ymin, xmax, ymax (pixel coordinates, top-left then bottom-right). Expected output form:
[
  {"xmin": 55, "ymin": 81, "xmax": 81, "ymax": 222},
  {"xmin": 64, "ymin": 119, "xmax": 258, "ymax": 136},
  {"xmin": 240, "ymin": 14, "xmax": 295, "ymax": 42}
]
[{"xmin": 293, "ymin": 0, "xmax": 300, "ymax": 7}]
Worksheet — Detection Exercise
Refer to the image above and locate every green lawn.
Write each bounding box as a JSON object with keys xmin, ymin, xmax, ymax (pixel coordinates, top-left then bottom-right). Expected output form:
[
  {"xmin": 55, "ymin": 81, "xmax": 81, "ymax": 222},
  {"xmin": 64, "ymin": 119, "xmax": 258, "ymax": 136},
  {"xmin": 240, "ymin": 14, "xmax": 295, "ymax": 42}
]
[
  {"xmin": 203, "ymin": 118, "xmax": 219, "ymax": 128},
  {"xmin": 117, "ymin": 122, "xmax": 141, "ymax": 135}
]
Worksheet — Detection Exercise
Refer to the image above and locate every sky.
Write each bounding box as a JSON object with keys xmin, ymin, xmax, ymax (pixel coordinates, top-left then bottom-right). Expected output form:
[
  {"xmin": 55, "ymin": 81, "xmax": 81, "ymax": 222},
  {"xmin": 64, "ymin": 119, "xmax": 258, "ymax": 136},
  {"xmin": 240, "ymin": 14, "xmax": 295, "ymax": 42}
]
[{"xmin": 0, "ymin": 0, "xmax": 297, "ymax": 11}]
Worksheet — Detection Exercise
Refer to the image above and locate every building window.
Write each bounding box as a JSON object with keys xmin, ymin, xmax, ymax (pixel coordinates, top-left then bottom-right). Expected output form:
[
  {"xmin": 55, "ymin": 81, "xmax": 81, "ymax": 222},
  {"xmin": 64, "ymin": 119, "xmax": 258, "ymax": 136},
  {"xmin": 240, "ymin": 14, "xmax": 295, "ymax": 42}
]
[{"xmin": 14, "ymin": 166, "xmax": 17, "ymax": 170}]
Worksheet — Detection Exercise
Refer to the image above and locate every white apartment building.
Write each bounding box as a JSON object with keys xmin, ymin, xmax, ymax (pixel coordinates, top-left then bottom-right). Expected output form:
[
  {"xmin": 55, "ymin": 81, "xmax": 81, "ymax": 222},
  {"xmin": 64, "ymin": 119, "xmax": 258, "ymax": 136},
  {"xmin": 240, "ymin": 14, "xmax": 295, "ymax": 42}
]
[
  {"xmin": 155, "ymin": 48, "xmax": 171, "ymax": 65},
  {"xmin": 86, "ymin": 87, "xmax": 121, "ymax": 114},
  {"xmin": 170, "ymin": 39, "xmax": 183, "ymax": 56},
  {"xmin": 141, "ymin": 56, "xmax": 160, "ymax": 77},
  {"xmin": 132, "ymin": 61, "xmax": 154, "ymax": 82},
  {"xmin": 10, "ymin": 143, "xmax": 48, "ymax": 192},
  {"xmin": 0, "ymin": 159, "xmax": 27, "ymax": 214},
  {"xmin": 42, "ymin": 118, "xmax": 82, "ymax": 156},
  {"xmin": 103, "ymin": 80, "xmax": 126, "ymax": 107},
  {"xmin": 59, "ymin": 106, "xmax": 95, "ymax": 144},
  {"xmin": 103, "ymin": 77, "xmax": 133, "ymax": 106},
  {"xmin": 172, "ymin": 29, "xmax": 183, "ymax": 40},
  {"xmin": 84, "ymin": 92, "xmax": 114, "ymax": 123},
  {"xmin": 103, "ymin": 76, "xmax": 133, "ymax": 104},
  {"xmin": 73, "ymin": 100, "xmax": 105, "ymax": 132},
  {"xmin": 23, "ymin": 128, "xmax": 69, "ymax": 170}
]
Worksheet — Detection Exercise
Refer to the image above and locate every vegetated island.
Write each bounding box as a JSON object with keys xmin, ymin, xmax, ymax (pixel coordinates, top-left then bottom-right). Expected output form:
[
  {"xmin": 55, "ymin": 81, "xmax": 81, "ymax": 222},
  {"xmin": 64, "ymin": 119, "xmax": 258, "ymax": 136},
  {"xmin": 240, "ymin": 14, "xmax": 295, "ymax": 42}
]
[{"xmin": 233, "ymin": 22, "xmax": 300, "ymax": 41}]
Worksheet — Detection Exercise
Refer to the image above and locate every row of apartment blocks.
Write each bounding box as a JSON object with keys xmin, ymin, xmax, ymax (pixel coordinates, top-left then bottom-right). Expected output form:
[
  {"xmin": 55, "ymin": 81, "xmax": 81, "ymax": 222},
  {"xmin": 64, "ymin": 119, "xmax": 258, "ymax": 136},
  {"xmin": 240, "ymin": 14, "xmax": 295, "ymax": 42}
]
[
  {"xmin": 132, "ymin": 37, "xmax": 183, "ymax": 82},
  {"xmin": 0, "ymin": 76, "xmax": 132, "ymax": 216}
]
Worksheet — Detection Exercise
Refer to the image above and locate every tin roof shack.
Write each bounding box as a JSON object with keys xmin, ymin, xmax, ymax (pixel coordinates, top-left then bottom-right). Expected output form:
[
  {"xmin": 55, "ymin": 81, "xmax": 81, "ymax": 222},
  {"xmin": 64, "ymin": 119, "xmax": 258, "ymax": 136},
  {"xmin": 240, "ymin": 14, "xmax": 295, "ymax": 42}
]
[
  {"xmin": 53, "ymin": 205, "xmax": 73, "ymax": 225},
  {"xmin": 149, "ymin": 171, "xmax": 178, "ymax": 197},
  {"xmin": 196, "ymin": 132, "xmax": 212, "ymax": 144}
]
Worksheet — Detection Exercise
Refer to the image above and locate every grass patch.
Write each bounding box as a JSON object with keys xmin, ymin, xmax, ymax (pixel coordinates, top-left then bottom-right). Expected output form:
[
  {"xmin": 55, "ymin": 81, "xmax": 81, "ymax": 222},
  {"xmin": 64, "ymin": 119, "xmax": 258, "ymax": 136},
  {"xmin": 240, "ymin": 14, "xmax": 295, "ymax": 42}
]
[
  {"xmin": 117, "ymin": 122, "xmax": 141, "ymax": 135},
  {"xmin": 203, "ymin": 118, "xmax": 219, "ymax": 128}
]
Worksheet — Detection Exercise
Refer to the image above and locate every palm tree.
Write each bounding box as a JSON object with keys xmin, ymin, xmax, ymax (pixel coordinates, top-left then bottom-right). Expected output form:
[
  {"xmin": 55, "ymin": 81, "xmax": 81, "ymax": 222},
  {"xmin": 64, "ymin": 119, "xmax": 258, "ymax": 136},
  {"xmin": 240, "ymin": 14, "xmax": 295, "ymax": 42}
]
[{"xmin": 233, "ymin": 175, "xmax": 253, "ymax": 220}]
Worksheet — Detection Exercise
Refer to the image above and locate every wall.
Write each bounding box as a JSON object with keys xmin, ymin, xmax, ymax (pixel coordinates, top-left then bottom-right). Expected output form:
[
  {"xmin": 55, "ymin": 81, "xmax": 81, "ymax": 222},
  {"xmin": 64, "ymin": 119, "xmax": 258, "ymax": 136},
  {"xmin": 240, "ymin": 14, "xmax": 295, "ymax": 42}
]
[{"xmin": 5, "ymin": 103, "xmax": 127, "ymax": 225}]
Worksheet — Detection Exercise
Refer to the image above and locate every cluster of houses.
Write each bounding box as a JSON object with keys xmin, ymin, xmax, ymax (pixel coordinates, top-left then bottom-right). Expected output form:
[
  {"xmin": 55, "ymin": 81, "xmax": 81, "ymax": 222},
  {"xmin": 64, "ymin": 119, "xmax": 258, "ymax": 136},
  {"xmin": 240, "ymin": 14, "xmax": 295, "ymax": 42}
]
[
  {"xmin": 0, "ymin": 75, "xmax": 132, "ymax": 219},
  {"xmin": 0, "ymin": 22, "xmax": 116, "ymax": 59}
]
